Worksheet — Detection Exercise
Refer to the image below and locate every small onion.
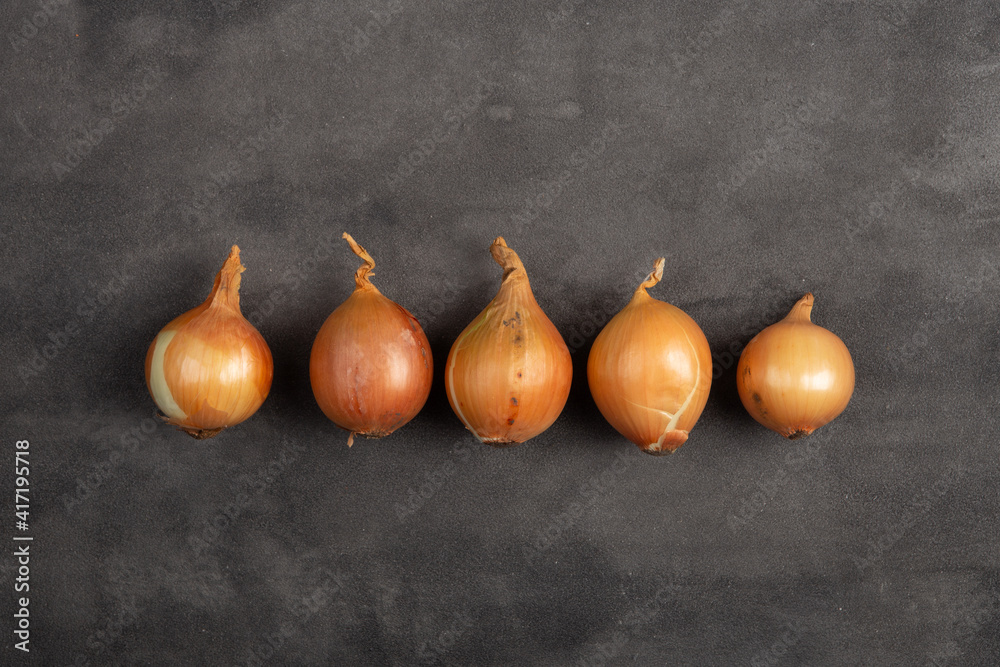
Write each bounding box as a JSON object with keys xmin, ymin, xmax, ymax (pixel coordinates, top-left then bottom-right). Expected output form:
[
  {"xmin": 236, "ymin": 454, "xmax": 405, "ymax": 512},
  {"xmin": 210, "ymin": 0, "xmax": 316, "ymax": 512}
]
[
  {"xmin": 445, "ymin": 237, "xmax": 572, "ymax": 446},
  {"xmin": 145, "ymin": 246, "xmax": 273, "ymax": 439},
  {"xmin": 309, "ymin": 233, "xmax": 433, "ymax": 447},
  {"xmin": 587, "ymin": 258, "xmax": 712, "ymax": 455},
  {"xmin": 737, "ymin": 293, "xmax": 854, "ymax": 439}
]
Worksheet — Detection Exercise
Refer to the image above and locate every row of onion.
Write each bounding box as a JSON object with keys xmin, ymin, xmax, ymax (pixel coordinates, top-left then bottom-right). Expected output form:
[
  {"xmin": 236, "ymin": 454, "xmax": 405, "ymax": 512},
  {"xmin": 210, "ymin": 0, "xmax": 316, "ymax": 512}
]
[{"xmin": 145, "ymin": 239, "xmax": 855, "ymax": 452}]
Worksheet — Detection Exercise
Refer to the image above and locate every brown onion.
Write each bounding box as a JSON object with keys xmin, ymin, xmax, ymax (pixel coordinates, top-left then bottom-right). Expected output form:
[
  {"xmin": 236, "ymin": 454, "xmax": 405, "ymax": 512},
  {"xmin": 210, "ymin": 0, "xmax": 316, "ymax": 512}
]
[
  {"xmin": 309, "ymin": 234, "xmax": 433, "ymax": 446},
  {"xmin": 737, "ymin": 293, "xmax": 854, "ymax": 438},
  {"xmin": 587, "ymin": 258, "xmax": 712, "ymax": 454},
  {"xmin": 444, "ymin": 238, "xmax": 572, "ymax": 446},
  {"xmin": 145, "ymin": 246, "xmax": 273, "ymax": 439}
]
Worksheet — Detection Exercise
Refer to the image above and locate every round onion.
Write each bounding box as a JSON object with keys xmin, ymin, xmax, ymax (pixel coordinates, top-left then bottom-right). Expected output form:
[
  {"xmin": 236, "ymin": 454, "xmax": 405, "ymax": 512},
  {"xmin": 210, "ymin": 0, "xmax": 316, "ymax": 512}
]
[
  {"xmin": 310, "ymin": 233, "xmax": 433, "ymax": 447},
  {"xmin": 737, "ymin": 293, "xmax": 854, "ymax": 438}
]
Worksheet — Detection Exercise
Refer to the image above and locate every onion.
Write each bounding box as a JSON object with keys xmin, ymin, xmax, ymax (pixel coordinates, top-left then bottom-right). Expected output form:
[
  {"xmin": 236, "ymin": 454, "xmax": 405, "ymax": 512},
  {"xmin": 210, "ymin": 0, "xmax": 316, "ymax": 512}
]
[
  {"xmin": 309, "ymin": 233, "xmax": 433, "ymax": 447},
  {"xmin": 587, "ymin": 258, "xmax": 712, "ymax": 454},
  {"xmin": 737, "ymin": 293, "xmax": 854, "ymax": 438},
  {"xmin": 444, "ymin": 237, "xmax": 572, "ymax": 446},
  {"xmin": 145, "ymin": 246, "xmax": 273, "ymax": 439}
]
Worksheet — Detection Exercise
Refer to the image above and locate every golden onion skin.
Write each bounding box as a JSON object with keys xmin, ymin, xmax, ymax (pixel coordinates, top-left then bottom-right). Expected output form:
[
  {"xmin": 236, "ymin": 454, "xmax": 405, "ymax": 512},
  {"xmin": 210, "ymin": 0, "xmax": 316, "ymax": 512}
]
[
  {"xmin": 736, "ymin": 293, "xmax": 854, "ymax": 439},
  {"xmin": 587, "ymin": 258, "xmax": 712, "ymax": 455},
  {"xmin": 310, "ymin": 234, "xmax": 433, "ymax": 447},
  {"xmin": 445, "ymin": 238, "xmax": 572, "ymax": 446},
  {"xmin": 144, "ymin": 246, "xmax": 273, "ymax": 439}
]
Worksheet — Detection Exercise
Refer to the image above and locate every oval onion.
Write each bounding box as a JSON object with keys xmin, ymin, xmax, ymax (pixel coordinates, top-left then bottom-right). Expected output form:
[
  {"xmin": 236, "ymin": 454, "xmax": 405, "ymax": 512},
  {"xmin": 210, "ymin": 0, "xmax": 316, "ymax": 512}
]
[{"xmin": 587, "ymin": 258, "xmax": 712, "ymax": 454}]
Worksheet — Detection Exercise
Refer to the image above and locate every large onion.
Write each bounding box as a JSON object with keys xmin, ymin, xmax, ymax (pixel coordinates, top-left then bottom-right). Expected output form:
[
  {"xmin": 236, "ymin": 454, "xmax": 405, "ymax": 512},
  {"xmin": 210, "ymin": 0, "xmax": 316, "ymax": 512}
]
[
  {"xmin": 737, "ymin": 293, "xmax": 854, "ymax": 438},
  {"xmin": 444, "ymin": 237, "xmax": 572, "ymax": 446},
  {"xmin": 309, "ymin": 234, "xmax": 433, "ymax": 447},
  {"xmin": 587, "ymin": 258, "xmax": 712, "ymax": 454}
]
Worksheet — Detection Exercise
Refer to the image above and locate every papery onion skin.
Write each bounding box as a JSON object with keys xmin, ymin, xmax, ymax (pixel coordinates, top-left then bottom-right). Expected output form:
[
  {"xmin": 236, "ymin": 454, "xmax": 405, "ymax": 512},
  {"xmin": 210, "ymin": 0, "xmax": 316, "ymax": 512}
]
[
  {"xmin": 144, "ymin": 246, "xmax": 273, "ymax": 439},
  {"xmin": 736, "ymin": 293, "xmax": 854, "ymax": 439},
  {"xmin": 445, "ymin": 237, "xmax": 572, "ymax": 446},
  {"xmin": 587, "ymin": 258, "xmax": 712, "ymax": 455},
  {"xmin": 309, "ymin": 233, "xmax": 433, "ymax": 446}
]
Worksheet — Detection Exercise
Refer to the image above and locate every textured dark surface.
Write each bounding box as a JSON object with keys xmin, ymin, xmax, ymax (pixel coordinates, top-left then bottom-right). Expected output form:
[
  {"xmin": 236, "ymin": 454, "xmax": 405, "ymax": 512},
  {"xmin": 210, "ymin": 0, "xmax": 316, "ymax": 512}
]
[{"xmin": 2, "ymin": 1, "xmax": 999, "ymax": 665}]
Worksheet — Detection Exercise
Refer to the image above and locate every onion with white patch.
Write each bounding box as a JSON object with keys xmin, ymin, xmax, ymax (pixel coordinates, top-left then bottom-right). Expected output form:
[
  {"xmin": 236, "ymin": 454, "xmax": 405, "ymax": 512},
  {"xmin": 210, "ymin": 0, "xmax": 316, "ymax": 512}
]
[{"xmin": 145, "ymin": 246, "xmax": 273, "ymax": 439}]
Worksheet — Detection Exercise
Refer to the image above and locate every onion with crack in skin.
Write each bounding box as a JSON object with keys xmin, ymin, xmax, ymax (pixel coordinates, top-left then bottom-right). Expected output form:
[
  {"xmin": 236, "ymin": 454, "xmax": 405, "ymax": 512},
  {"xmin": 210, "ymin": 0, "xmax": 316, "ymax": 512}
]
[
  {"xmin": 587, "ymin": 258, "xmax": 712, "ymax": 455},
  {"xmin": 444, "ymin": 237, "xmax": 572, "ymax": 446}
]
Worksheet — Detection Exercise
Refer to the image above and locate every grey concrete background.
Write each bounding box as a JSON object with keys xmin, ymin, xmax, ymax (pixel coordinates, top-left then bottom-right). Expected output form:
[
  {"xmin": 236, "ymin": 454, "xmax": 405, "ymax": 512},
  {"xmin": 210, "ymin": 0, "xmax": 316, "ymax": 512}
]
[{"xmin": 2, "ymin": 0, "xmax": 999, "ymax": 665}]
